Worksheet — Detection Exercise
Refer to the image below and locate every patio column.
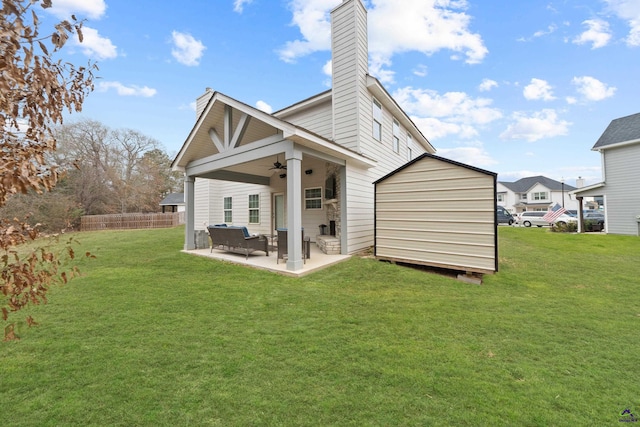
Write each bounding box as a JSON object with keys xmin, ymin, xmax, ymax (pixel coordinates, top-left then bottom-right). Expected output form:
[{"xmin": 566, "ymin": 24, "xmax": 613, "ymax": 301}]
[
  {"xmin": 184, "ymin": 175, "xmax": 196, "ymax": 250},
  {"xmin": 577, "ymin": 196, "xmax": 584, "ymax": 233},
  {"xmin": 286, "ymin": 148, "xmax": 303, "ymax": 271}
]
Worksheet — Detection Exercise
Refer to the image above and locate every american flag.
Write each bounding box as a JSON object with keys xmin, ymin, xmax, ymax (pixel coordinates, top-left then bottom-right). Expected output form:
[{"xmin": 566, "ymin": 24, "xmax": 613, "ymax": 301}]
[{"xmin": 542, "ymin": 203, "xmax": 567, "ymax": 223}]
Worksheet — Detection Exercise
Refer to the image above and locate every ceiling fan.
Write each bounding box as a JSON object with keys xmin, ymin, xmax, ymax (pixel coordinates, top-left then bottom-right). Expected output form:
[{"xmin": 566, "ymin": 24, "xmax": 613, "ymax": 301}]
[{"xmin": 269, "ymin": 156, "xmax": 287, "ymax": 170}]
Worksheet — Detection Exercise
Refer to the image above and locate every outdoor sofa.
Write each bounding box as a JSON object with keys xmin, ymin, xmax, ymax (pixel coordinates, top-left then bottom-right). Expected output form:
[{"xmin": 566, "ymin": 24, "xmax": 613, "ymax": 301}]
[{"xmin": 207, "ymin": 225, "xmax": 268, "ymax": 259}]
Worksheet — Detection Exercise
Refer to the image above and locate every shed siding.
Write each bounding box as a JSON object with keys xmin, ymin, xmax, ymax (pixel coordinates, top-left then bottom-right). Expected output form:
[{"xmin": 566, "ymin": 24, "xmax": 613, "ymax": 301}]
[
  {"xmin": 602, "ymin": 145, "xmax": 640, "ymax": 235},
  {"xmin": 375, "ymin": 156, "xmax": 496, "ymax": 273}
]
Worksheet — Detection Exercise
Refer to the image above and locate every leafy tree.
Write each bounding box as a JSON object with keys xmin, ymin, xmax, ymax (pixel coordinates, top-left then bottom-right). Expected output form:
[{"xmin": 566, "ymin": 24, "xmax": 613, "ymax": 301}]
[{"xmin": 0, "ymin": 0, "xmax": 96, "ymax": 340}]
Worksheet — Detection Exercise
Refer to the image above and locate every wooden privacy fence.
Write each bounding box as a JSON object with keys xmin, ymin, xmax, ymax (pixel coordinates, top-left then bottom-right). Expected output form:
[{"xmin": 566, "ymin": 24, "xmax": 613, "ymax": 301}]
[{"xmin": 80, "ymin": 212, "xmax": 185, "ymax": 231}]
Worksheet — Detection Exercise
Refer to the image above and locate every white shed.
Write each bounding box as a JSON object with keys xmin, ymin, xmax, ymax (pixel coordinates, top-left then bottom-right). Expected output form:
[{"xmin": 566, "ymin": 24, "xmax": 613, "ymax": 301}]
[{"xmin": 374, "ymin": 153, "xmax": 498, "ymax": 275}]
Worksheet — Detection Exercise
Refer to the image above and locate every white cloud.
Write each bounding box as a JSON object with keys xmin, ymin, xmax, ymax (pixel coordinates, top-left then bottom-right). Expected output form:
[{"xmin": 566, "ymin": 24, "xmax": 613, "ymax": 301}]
[
  {"xmin": 322, "ymin": 60, "xmax": 333, "ymax": 77},
  {"xmin": 74, "ymin": 26, "xmax": 117, "ymax": 60},
  {"xmin": 233, "ymin": 0, "xmax": 254, "ymax": 13},
  {"xmin": 47, "ymin": 0, "xmax": 106, "ymax": 19},
  {"xmin": 478, "ymin": 78, "xmax": 498, "ymax": 92},
  {"xmin": 256, "ymin": 100, "xmax": 273, "ymax": 113},
  {"xmin": 533, "ymin": 24, "xmax": 558, "ymax": 38},
  {"xmin": 603, "ymin": 0, "xmax": 640, "ymax": 46},
  {"xmin": 413, "ymin": 64, "xmax": 428, "ymax": 77},
  {"xmin": 437, "ymin": 145, "xmax": 497, "ymax": 167},
  {"xmin": 277, "ymin": 0, "xmax": 488, "ymax": 75},
  {"xmin": 276, "ymin": 0, "xmax": 334, "ymax": 63},
  {"xmin": 171, "ymin": 31, "xmax": 206, "ymax": 66},
  {"xmin": 523, "ymin": 78, "xmax": 555, "ymax": 101},
  {"xmin": 98, "ymin": 81, "xmax": 157, "ymax": 97},
  {"xmin": 572, "ymin": 19, "xmax": 612, "ymax": 49},
  {"xmin": 393, "ymin": 87, "xmax": 502, "ymax": 140},
  {"xmin": 500, "ymin": 109, "xmax": 571, "ymax": 142},
  {"xmin": 571, "ymin": 76, "xmax": 616, "ymax": 101}
]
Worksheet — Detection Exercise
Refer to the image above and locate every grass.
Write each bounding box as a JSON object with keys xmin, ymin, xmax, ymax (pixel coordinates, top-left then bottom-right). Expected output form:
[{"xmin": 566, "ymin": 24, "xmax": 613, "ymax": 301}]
[{"xmin": 1, "ymin": 226, "xmax": 640, "ymax": 426}]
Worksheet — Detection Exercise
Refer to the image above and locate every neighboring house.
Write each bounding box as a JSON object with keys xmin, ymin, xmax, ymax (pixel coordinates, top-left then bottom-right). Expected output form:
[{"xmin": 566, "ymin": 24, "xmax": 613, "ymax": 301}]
[
  {"xmin": 172, "ymin": 0, "xmax": 439, "ymax": 271},
  {"xmin": 159, "ymin": 193, "xmax": 185, "ymax": 213},
  {"xmin": 497, "ymin": 176, "xmax": 578, "ymax": 214},
  {"xmin": 571, "ymin": 112, "xmax": 640, "ymax": 235}
]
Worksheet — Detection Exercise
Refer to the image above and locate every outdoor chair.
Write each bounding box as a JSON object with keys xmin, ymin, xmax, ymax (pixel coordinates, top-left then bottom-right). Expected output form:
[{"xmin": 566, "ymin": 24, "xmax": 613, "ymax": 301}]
[{"xmin": 276, "ymin": 228, "xmax": 310, "ymax": 264}]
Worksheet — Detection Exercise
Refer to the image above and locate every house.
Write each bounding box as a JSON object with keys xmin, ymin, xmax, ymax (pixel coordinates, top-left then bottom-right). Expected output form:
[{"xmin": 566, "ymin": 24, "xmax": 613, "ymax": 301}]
[
  {"xmin": 497, "ymin": 176, "xmax": 578, "ymax": 214},
  {"xmin": 172, "ymin": 0, "xmax": 438, "ymax": 272},
  {"xmin": 570, "ymin": 112, "xmax": 640, "ymax": 235},
  {"xmin": 159, "ymin": 193, "xmax": 185, "ymax": 213}
]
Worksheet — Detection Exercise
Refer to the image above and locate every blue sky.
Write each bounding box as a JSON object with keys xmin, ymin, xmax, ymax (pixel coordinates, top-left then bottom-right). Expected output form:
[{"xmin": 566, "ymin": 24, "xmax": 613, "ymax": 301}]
[{"xmin": 45, "ymin": 0, "xmax": 640, "ymax": 186}]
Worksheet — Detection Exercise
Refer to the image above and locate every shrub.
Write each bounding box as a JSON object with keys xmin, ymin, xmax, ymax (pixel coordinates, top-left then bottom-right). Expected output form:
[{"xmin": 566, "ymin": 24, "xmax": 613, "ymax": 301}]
[{"xmin": 550, "ymin": 221, "xmax": 578, "ymax": 233}]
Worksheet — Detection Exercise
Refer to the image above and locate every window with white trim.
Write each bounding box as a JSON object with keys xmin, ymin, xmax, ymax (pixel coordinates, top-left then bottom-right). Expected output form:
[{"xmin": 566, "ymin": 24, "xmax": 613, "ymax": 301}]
[
  {"xmin": 223, "ymin": 197, "xmax": 232, "ymax": 223},
  {"xmin": 248, "ymin": 194, "xmax": 260, "ymax": 224},
  {"xmin": 304, "ymin": 187, "xmax": 323, "ymax": 210},
  {"xmin": 392, "ymin": 119, "xmax": 400, "ymax": 153},
  {"xmin": 497, "ymin": 194, "xmax": 504, "ymax": 202},
  {"xmin": 372, "ymin": 98, "xmax": 382, "ymax": 141},
  {"xmin": 407, "ymin": 134, "xmax": 413, "ymax": 161},
  {"xmin": 532, "ymin": 192, "xmax": 548, "ymax": 201}
]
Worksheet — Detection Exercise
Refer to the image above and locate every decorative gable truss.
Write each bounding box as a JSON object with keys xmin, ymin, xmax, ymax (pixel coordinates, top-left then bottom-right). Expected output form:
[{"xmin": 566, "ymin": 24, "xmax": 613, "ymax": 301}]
[{"xmin": 208, "ymin": 105, "xmax": 251, "ymax": 153}]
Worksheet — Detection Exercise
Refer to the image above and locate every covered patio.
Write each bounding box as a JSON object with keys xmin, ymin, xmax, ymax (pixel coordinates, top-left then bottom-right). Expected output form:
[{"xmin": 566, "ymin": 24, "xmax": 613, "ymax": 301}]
[
  {"xmin": 185, "ymin": 241, "xmax": 351, "ymax": 277},
  {"xmin": 172, "ymin": 91, "xmax": 375, "ymax": 273}
]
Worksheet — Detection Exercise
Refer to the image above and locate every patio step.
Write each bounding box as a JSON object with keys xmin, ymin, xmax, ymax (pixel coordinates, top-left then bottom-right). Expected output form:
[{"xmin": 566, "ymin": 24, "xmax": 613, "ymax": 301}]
[{"xmin": 316, "ymin": 235, "xmax": 341, "ymax": 255}]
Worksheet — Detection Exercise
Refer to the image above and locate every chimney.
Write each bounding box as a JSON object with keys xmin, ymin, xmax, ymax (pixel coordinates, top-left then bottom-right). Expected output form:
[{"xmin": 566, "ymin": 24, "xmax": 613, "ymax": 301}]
[
  {"xmin": 331, "ymin": 0, "xmax": 368, "ymax": 152},
  {"xmin": 195, "ymin": 87, "xmax": 214, "ymax": 119},
  {"xmin": 576, "ymin": 176, "xmax": 585, "ymax": 188}
]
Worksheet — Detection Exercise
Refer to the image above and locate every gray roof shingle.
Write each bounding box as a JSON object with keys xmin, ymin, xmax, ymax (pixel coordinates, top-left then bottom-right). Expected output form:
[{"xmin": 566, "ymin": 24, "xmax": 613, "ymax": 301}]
[
  {"xmin": 593, "ymin": 112, "xmax": 640, "ymax": 150},
  {"xmin": 498, "ymin": 175, "xmax": 576, "ymax": 193},
  {"xmin": 160, "ymin": 193, "xmax": 185, "ymax": 206}
]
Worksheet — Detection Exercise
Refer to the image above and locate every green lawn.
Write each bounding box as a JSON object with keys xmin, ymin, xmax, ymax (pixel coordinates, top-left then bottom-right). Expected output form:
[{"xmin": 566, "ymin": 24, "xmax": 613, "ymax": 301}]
[{"xmin": 2, "ymin": 226, "xmax": 639, "ymax": 426}]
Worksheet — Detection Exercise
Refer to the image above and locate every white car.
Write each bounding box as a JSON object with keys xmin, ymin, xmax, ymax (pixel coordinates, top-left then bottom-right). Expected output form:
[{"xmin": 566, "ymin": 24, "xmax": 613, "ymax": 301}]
[{"xmin": 517, "ymin": 211, "xmax": 578, "ymax": 227}]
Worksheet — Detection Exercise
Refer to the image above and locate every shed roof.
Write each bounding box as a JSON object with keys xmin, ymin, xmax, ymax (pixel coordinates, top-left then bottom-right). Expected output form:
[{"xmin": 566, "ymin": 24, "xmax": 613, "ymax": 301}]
[
  {"xmin": 374, "ymin": 153, "xmax": 496, "ymax": 185},
  {"xmin": 592, "ymin": 112, "xmax": 640, "ymax": 150}
]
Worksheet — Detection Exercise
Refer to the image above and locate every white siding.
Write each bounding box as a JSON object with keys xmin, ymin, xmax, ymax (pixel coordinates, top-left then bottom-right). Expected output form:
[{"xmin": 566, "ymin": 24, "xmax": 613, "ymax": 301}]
[
  {"xmin": 280, "ymin": 100, "xmax": 333, "ymax": 139},
  {"xmin": 375, "ymin": 157, "xmax": 497, "ymax": 274},
  {"xmin": 195, "ymin": 180, "xmax": 272, "ymax": 235},
  {"xmin": 331, "ymin": 0, "xmax": 368, "ymax": 153},
  {"xmin": 602, "ymin": 145, "xmax": 640, "ymax": 235}
]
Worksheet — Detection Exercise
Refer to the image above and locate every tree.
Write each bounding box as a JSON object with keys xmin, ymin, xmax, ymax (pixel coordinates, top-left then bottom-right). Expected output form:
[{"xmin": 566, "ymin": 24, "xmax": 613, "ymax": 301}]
[
  {"xmin": 0, "ymin": 0, "xmax": 97, "ymax": 340},
  {"xmin": 53, "ymin": 119, "xmax": 183, "ymax": 215}
]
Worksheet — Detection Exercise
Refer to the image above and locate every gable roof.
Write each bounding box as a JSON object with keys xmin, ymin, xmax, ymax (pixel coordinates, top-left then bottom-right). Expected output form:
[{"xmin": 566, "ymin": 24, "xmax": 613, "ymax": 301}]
[
  {"xmin": 592, "ymin": 112, "xmax": 640, "ymax": 150},
  {"xmin": 160, "ymin": 193, "xmax": 184, "ymax": 206},
  {"xmin": 498, "ymin": 175, "xmax": 576, "ymax": 193},
  {"xmin": 171, "ymin": 91, "xmax": 376, "ymax": 172},
  {"xmin": 374, "ymin": 152, "xmax": 496, "ymax": 185}
]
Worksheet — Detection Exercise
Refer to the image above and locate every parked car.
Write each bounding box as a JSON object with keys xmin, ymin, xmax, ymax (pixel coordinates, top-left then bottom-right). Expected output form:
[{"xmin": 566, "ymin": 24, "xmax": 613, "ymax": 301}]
[
  {"xmin": 497, "ymin": 206, "xmax": 515, "ymax": 225},
  {"xmin": 517, "ymin": 211, "xmax": 578, "ymax": 227},
  {"xmin": 584, "ymin": 212, "xmax": 605, "ymax": 225}
]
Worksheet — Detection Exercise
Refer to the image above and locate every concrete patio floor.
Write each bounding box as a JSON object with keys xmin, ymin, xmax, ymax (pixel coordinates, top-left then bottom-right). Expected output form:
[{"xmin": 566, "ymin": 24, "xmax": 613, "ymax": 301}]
[{"xmin": 184, "ymin": 242, "xmax": 351, "ymax": 277}]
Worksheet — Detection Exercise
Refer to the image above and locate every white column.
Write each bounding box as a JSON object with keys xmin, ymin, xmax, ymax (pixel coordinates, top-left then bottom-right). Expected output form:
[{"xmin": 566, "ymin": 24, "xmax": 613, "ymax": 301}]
[
  {"xmin": 286, "ymin": 148, "xmax": 303, "ymax": 271},
  {"xmin": 184, "ymin": 176, "xmax": 196, "ymax": 250}
]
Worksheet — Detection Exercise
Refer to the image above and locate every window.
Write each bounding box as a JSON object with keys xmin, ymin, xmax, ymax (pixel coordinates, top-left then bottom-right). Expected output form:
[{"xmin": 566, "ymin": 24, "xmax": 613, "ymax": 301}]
[
  {"xmin": 392, "ymin": 119, "xmax": 400, "ymax": 153},
  {"xmin": 497, "ymin": 194, "xmax": 504, "ymax": 202},
  {"xmin": 372, "ymin": 99, "xmax": 382, "ymax": 141},
  {"xmin": 305, "ymin": 187, "xmax": 323, "ymax": 210},
  {"xmin": 223, "ymin": 197, "xmax": 232, "ymax": 223},
  {"xmin": 532, "ymin": 192, "xmax": 548, "ymax": 201},
  {"xmin": 248, "ymin": 194, "xmax": 260, "ymax": 224},
  {"xmin": 520, "ymin": 193, "xmax": 527, "ymax": 200},
  {"xmin": 407, "ymin": 134, "xmax": 413, "ymax": 161}
]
